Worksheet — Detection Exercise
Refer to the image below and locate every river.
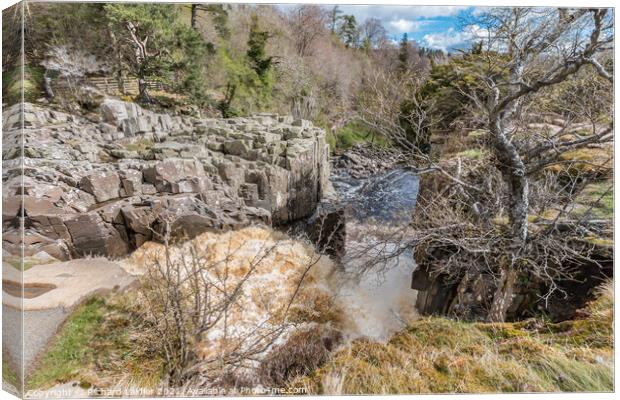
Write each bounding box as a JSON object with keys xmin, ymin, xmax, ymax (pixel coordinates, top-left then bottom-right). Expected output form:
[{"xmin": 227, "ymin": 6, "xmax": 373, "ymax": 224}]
[{"xmin": 328, "ymin": 166, "xmax": 421, "ymax": 342}]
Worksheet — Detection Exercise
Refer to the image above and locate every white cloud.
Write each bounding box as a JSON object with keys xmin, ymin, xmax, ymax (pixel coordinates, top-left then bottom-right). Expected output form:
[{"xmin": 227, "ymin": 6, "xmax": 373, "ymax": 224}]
[
  {"xmin": 389, "ymin": 19, "xmax": 414, "ymax": 33},
  {"xmin": 389, "ymin": 19, "xmax": 434, "ymax": 33},
  {"xmin": 336, "ymin": 5, "xmax": 477, "ymax": 39},
  {"xmin": 422, "ymin": 25, "xmax": 485, "ymax": 52}
]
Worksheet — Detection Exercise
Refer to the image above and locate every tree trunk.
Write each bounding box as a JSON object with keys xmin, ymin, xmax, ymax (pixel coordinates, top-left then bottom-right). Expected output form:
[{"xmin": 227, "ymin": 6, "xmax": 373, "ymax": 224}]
[
  {"xmin": 488, "ymin": 265, "xmax": 518, "ymax": 322},
  {"xmin": 488, "ymin": 114, "xmax": 529, "ymax": 322},
  {"xmin": 107, "ymin": 23, "xmax": 125, "ymax": 95},
  {"xmin": 191, "ymin": 4, "xmax": 198, "ymax": 29},
  {"xmin": 138, "ymin": 78, "xmax": 151, "ymax": 103}
]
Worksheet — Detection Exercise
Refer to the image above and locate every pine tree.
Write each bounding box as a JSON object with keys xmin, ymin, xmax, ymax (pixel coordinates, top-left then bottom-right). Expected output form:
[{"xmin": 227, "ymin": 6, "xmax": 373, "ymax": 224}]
[
  {"xmin": 247, "ymin": 14, "xmax": 273, "ymax": 79},
  {"xmin": 104, "ymin": 4, "xmax": 207, "ymax": 103},
  {"xmin": 339, "ymin": 15, "xmax": 358, "ymax": 48},
  {"xmin": 190, "ymin": 4, "xmax": 230, "ymax": 39},
  {"xmin": 328, "ymin": 6, "xmax": 342, "ymax": 34},
  {"xmin": 470, "ymin": 40, "xmax": 484, "ymax": 55},
  {"xmin": 398, "ymin": 33, "xmax": 410, "ymax": 74}
]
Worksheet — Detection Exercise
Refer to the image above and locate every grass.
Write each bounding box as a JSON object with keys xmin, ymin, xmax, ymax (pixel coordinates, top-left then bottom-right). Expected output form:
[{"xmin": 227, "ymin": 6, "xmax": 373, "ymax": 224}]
[
  {"xmin": 455, "ymin": 148, "xmax": 485, "ymax": 159},
  {"xmin": 2, "ymin": 65, "xmax": 44, "ymax": 105},
  {"xmin": 572, "ymin": 180, "xmax": 613, "ymax": 220},
  {"xmin": 467, "ymin": 129, "xmax": 489, "ymax": 138},
  {"xmin": 547, "ymin": 147, "xmax": 613, "ymax": 176},
  {"xmin": 291, "ymin": 281, "xmax": 614, "ymax": 394},
  {"xmin": 5, "ymin": 257, "xmax": 47, "ymax": 271},
  {"xmin": 3, "ymin": 356, "xmax": 19, "ymax": 389},
  {"xmin": 149, "ymin": 90, "xmax": 196, "ymax": 114},
  {"xmin": 325, "ymin": 129, "xmax": 337, "ymax": 152},
  {"xmin": 26, "ymin": 295, "xmax": 164, "ymax": 391},
  {"xmin": 27, "ymin": 297, "xmax": 107, "ymax": 389},
  {"xmin": 311, "ymin": 114, "xmax": 337, "ymax": 152},
  {"xmin": 335, "ymin": 122, "xmax": 389, "ymax": 150}
]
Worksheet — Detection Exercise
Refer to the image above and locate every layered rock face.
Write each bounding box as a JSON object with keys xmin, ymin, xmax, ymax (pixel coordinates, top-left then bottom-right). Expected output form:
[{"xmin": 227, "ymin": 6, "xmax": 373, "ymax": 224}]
[{"xmin": 2, "ymin": 100, "xmax": 330, "ymax": 260}]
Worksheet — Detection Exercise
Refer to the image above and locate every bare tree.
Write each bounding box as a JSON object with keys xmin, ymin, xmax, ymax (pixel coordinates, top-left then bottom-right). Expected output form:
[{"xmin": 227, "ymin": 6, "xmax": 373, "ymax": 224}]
[
  {"xmin": 356, "ymin": 70, "xmax": 480, "ymax": 190},
  {"xmin": 356, "ymin": 8, "xmax": 613, "ymax": 323},
  {"xmin": 466, "ymin": 8, "xmax": 613, "ymax": 321},
  {"xmin": 287, "ymin": 5, "xmax": 328, "ymax": 57},
  {"xmin": 356, "ymin": 71, "xmax": 430, "ymax": 151},
  {"xmin": 360, "ymin": 17, "xmax": 388, "ymax": 48},
  {"xmin": 123, "ymin": 20, "xmax": 159, "ymax": 102}
]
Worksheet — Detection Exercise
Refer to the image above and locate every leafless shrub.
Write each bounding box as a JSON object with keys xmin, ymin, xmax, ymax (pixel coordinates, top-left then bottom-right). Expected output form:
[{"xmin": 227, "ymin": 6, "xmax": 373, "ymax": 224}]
[
  {"xmin": 286, "ymin": 5, "xmax": 328, "ymax": 58},
  {"xmin": 134, "ymin": 223, "xmax": 329, "ymax": 388},
  {"xmin": 356, "ymin": 70, "xmax": 435, "ymax": 152},
  {"xmin": 409, "ymin": 153, "xmax": 612, "ymax": 320},
  {"xmin": 372, "ymin": 8, "xmax": 615, "ymax": 322}
]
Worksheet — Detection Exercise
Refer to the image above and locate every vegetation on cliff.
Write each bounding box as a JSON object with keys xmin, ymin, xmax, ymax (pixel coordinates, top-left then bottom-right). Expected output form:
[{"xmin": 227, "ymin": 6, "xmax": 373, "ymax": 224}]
[{"xmin": 3, "ymin": 2, "xmax": 440, "ymax": 139}]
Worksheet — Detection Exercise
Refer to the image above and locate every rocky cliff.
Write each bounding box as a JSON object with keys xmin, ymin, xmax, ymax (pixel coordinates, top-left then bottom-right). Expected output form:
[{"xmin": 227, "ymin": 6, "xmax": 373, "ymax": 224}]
[{"xmin": 2, "ymin": 100, "xmax": 330, "ymax": 260}]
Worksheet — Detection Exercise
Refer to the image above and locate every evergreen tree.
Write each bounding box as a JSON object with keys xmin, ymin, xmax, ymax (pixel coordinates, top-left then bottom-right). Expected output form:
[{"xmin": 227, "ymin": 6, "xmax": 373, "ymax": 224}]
[
  {"xmin": 361, "ymin": 37, "xmax": 372, "ymax": 53},
  {"xmin": 328, "ymin": 6, "xmax": 342, "ymax": 34},
  {"xmin": 217, "ymin": 15, "xmax": 275, "ymax": 117},
  {"xmin": 398, "ymin": 33, "xmax": 410, "ymax": 74},
  {"xmin": 104, "ymin": 4, "xmax": 207, "ymax": 103},
  {"xmin": 339, "ymin": 15, "xmax": 358, "ymax": 48},
  {"xmin": 246, "ymin": 14, "xmax": 273, "ymax": 79},
  {"xmin": 470, "ymin": 40, "xmax": 484, "ymax": 55},
  {"xmin": 418, "ymin": 46, "xmax": 445, "ymax": 59},
  {"xmin": 190, "ymin": 3, "xmax": 230, "ymax": 39}
]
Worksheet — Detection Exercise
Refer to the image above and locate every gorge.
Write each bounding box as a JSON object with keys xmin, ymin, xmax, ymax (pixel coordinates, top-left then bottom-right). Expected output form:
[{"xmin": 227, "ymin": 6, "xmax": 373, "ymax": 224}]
[{"xmin": 1, "ymin": 3, "xmax": 614, "ymax": 396}]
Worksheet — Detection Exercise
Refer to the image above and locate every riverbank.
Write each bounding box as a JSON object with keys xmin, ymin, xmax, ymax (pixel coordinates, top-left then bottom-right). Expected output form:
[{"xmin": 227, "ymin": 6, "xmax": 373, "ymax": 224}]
[{"xmin": 291, "ymin": 281, "xmax": 614, "ymax": 394}]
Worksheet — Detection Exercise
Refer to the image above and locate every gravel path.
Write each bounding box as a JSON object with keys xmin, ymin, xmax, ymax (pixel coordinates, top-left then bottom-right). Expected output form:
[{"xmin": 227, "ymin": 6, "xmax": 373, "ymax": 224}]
[{"xmin": 3, "ymin": 305, "xmax": 67, "ymax": 377}]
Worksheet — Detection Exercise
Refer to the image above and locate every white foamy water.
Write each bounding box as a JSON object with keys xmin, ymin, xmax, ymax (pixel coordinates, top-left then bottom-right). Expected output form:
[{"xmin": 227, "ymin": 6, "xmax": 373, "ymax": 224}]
[{"xmin": 124, "ymin": 227, "xmax": 336, "ymax": 370}]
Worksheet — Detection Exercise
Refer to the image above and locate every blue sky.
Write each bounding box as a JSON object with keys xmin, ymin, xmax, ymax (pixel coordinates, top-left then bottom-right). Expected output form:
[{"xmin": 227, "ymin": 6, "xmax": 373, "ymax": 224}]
[
  {"xmin": 278, "ymin": 4, "xmax": 481, "ymax": 52},
  {"xmin": 333, "ymin": 5, "xmax": 479, "ymax": 52}
]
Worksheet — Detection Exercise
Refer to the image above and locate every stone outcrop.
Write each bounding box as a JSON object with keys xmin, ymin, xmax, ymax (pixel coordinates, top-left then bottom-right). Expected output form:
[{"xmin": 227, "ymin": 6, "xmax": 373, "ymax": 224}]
[
  {"xmin": 2, "ymin": 100, "xmax": 331, "ymax": 260},
  {"xmin": 307, "ymin": 204, "xmax": 347, "ymax": 260},
  {"xmin": 412, "ymin": 250, "xmax": 613, "ymax": 322},
  {"xmin": 333, "ymin": 144, "xmax": 407, "ymax": 179}
]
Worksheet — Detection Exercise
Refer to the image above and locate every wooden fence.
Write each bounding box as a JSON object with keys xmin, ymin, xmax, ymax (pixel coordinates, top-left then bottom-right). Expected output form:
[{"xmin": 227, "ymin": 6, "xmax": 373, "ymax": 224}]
[{"xmin": 51, "ymin": 75, "xmax": 167, "ymax": 97}]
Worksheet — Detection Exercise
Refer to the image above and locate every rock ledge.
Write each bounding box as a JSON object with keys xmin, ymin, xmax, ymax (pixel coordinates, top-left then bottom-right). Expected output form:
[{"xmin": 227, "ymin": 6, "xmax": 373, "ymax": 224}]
[{"xmin": 2, "ymin": 100, "xmax": 330, "ymax": 259}]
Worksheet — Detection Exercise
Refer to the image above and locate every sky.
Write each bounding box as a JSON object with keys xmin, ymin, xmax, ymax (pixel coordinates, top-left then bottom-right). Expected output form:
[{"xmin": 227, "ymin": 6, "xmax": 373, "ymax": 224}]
[
  {"xmin": 335, "ymin": 5, "xmax": 479, "ymax": 51},
  {"xmin": 279, "ymin": 5, "xmax": 482, "ymax": 52}
]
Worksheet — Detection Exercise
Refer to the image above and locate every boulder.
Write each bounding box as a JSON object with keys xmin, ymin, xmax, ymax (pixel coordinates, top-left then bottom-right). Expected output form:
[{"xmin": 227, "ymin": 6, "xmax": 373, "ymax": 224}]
[
  {"xmin": 63, "ymin": 212, "xmax": 129, "ymax": 257},
  {"xmin": 223, "ymin": 139, "xmax": 253, "ymax": 156},
  {"xmin": 119, "ymin": 169, "xmax": 142, "ymax": 196},
  {"xmin": 79, "ymin": 171, "xmax": 121, "ymax": 202},
  {"xmin": 100, "ymin": 98, "xmax": 138, "ymax": 126},
  {"xmin": 142, "ymin": 159, "xmax": 205, "ymax": 192},
  {"xmin": 307, "ymin": 204, "xmax": 346, "ymax": 259}
]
